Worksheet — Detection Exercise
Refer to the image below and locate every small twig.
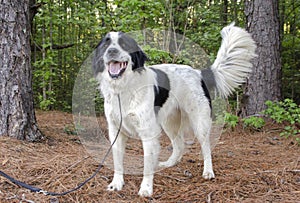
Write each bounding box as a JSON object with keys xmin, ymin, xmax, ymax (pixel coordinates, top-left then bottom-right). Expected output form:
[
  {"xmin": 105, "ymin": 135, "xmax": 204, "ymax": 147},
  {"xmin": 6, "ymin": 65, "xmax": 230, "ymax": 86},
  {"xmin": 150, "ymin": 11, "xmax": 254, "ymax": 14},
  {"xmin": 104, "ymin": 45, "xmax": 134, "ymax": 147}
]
[
  {"xmin": 5, "ymin": 193, "xmax": 35, "ymax": 203},
  {"xmin": 157, "ymin": 174, "xmax": 187, "ymax": 182},
  {"xmin": 254, "ymin": 169, "xmax": 300, "ymax": 175},
  {"xmin": 100, "ymin": 175, "xmax": 109, "ymax": 182},
  {"xmin": 255, "ymin": 170, "xmax": 275, "ymax": 174},
  {"xmin": 206, "ymin": 191, "xmax": 213, "ymax": 203},
  {"xmin": 6, "ymin": 193, "xmax": 18, "ymax": 200},
  {"xmin": 243, "ymin": 114, "xmax": 266, "ymax": 119},
  {"xmin": 287, "ymin": 169, "xmax": 300, "ymax": 173},
  {"xmin": 21, "ymin": 194, "xmax": 35, "ymax": 203},
  {"xmin": 64, "ymin": 156, "xmax": 90, "ymax": 172}
]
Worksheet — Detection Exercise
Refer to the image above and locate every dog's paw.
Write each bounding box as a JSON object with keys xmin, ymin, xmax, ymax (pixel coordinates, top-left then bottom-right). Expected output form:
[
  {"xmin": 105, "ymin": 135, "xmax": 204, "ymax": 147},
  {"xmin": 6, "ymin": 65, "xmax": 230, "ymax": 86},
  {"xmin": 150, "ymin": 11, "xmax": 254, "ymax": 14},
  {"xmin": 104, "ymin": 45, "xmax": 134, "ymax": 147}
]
[
  {"xmin": 202, "ymin": 171, "xmax": 215, "ymax": 180},
  {"xmin": 107, "ymin": 181, "xmax": 124, "ymax": 191},
  {"xmin": 138, "ymin": 185, "xmax": 153, "ymax": 197},
  {"xmin": 107, "ymin": 175, "xmax": 124, "ymax": 191},
  {"xmin": 138, "ymin": 178, "xmax": 153, "ymax": 197}
]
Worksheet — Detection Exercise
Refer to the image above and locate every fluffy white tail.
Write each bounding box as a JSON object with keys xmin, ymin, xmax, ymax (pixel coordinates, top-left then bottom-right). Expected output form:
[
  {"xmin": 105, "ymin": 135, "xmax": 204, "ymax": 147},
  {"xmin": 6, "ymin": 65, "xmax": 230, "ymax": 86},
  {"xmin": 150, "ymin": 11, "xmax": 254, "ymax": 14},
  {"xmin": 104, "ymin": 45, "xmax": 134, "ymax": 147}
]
[{"xmin": 210, "ymin": 23, "xmax": 257, "ymax": 98}]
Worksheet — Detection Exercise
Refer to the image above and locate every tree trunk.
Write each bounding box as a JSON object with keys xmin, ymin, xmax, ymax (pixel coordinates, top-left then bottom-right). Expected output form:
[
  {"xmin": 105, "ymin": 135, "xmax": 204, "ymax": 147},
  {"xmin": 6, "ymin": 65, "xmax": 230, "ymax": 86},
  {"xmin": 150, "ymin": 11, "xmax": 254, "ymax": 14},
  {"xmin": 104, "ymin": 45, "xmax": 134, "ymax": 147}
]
[
  {"xmin": 0, "ymin": 0, "xmax": 43, "ymax": 141},
  {"xmin": 222, "ymin": 0, "xmax": 228, "ymax": 26},
  {"xmin": 242, "ymin": 0, "xmax": 282, "ymax": 116}
]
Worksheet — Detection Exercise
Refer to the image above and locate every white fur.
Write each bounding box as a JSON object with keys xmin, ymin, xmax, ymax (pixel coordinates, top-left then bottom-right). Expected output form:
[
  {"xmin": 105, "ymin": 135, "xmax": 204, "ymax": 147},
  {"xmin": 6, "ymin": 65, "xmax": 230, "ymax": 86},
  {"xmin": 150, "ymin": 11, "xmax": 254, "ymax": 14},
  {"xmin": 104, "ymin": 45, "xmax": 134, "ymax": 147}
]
[
  {"xmin": 94, "ymin": 24, "xmax": 256, "ymax": 197},
  {"xmin": 211, "ymin": 23, "xmax": 257, "ymax": 98}
]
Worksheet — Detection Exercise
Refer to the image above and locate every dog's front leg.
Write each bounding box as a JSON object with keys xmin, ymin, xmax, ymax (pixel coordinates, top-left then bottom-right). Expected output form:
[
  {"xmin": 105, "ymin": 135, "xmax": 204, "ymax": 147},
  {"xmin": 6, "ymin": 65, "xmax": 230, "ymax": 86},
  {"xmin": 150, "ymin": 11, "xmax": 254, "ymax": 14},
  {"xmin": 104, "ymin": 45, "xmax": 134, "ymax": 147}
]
[
  {"xmin": 138, "ymin": 137, "xmax": 160, "ymax": 197},
  {"xmin": 107, "ymin": 129, "xmax": 127, "ymax": 192}
]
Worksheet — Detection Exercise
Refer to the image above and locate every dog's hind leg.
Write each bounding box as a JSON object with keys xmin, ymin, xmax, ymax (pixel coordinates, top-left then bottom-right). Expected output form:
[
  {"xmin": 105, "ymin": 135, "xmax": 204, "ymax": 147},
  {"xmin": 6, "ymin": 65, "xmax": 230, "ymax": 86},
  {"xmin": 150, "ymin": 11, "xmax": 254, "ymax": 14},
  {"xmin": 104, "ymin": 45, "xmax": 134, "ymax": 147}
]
[
  {"xmin": 159, "ymin": 132, "xmax": 184, "ymax": 168},
  {"xmin": 159, "ymin": 110, "xmax": 185, "ymax": 168},
  {"xmin": 199, "ymin": 133, "xmax": 215, "ymax": 179},
  {"xmin": 192, "ymin": 117, "xmax": 215, "ymax": 180}
]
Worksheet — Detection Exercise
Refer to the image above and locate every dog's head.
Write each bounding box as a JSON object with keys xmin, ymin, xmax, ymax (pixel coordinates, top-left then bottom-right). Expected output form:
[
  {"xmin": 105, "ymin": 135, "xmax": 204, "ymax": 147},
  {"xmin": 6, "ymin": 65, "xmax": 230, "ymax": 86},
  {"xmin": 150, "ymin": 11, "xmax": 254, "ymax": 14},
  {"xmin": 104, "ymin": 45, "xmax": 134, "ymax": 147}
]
[{"xmin": 93, "ymin": 32, "xmax": 148, "ymax": 81}]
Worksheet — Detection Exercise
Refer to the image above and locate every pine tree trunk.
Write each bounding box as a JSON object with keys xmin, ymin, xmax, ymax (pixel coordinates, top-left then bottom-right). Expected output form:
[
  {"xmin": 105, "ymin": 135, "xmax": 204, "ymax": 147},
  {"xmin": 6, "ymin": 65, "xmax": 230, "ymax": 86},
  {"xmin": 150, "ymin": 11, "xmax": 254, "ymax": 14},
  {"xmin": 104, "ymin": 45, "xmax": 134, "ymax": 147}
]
[
  {"xmin": 0, "ymin": 0, "xmax": 43, "ymax": 141},
  {"xmin": 242, "ymin": 0, "xmax": 282, "ymax": 116},
  {"xmin": 222, "ymin": 0, "xmax": 228, "ymax": 26}
]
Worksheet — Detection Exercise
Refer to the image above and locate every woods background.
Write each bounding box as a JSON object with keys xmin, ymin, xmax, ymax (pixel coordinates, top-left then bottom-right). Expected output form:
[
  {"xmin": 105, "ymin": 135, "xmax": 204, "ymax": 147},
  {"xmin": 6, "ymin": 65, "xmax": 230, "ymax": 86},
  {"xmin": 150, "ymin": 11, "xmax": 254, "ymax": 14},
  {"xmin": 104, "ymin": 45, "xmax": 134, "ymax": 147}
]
[
  {"xmin": 1, "ymin": 1, "xmax": 300, "ymax": 201},
  {"xmin": 30, "ymin": 0, "xmax": 300, "ymax": 112}
]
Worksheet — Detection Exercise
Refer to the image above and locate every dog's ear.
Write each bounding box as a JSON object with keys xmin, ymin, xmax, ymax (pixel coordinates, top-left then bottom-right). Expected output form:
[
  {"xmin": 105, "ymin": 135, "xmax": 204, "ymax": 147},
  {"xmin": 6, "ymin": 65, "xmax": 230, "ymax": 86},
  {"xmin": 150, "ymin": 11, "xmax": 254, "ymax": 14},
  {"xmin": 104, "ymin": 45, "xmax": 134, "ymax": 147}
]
[
  {"xmin": 130, "ymin": 49, "xmax": 148, "ymax": 71},
  {"xmin": 118, "ymin": 32, "xmax": 148, "ymax": 71}
]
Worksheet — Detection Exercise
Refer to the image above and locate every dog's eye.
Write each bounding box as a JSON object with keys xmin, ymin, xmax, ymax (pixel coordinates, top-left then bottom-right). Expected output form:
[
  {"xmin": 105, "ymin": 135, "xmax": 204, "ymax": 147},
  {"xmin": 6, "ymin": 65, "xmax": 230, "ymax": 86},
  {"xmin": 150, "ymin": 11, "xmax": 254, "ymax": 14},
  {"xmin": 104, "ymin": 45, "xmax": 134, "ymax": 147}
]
[
  {"xmin": 118, "ymin": 38, "xmax": 126, "ymax": 48},
  {"xmin": 102, "ymin": 38, "xmax": 111, "ymax": 47}
]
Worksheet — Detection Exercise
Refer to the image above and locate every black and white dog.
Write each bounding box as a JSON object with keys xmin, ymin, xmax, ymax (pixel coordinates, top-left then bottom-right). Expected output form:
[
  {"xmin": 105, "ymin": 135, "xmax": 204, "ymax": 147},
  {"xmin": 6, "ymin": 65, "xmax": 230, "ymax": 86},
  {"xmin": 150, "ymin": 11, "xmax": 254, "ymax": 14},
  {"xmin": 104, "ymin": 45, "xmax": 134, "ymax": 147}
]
[{"xmin": 93, "ymin": 23, "xmax": 256, "ymax": 196}]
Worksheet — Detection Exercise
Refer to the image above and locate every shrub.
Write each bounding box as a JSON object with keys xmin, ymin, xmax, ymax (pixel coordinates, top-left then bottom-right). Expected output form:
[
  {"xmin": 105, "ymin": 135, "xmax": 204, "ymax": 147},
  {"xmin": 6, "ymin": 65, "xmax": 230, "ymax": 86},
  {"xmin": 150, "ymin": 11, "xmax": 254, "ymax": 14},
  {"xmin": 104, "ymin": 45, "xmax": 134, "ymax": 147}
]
[
  {"xmin": 263, "ymin": 99, "xmax": 300, "ymax": 144},
  {"xmin": 224, "ymin": 112, "xmax": 239, "ymax": 129},
  {"xmin": 242, "ymin": 116, "xmax": 265, "ymax": 131}
]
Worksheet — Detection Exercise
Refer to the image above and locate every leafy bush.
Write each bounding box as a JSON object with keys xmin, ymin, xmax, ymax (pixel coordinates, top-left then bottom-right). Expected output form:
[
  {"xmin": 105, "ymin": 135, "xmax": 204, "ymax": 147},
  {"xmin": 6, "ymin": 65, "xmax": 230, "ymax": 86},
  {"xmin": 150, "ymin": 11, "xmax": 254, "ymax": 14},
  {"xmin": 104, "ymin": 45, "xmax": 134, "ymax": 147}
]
[
  {"xmin": 264, "ymin": 99, "xmax": 300, "ymax": 124},
  {"xmin": 38, "ymin": 91, "xmax": 56, "ymax": 110},
  {"xmin": 143, "ymin": 46, "xmax": 173, "ymax": 65},
  {"xmin": 143, "ymin": 46, "xmax": 191, "ymax": 66},
  {"xmin": 224, "ymin": 113, "xmax": 265, "ymax": 131},
  {"xmin": 224, "ymin": 112, "xmax": 239, "ymax": 129},
  {"xmin": 224, "ymin": 99, "xmax": 300, "ymax": 144},
  {"xmin": 242, "ymin": 116, "xmax": 265, "ymax": 131},
  {"xmin": 263, "ymin": 99, "xmax": 300, "ymax": 144}
]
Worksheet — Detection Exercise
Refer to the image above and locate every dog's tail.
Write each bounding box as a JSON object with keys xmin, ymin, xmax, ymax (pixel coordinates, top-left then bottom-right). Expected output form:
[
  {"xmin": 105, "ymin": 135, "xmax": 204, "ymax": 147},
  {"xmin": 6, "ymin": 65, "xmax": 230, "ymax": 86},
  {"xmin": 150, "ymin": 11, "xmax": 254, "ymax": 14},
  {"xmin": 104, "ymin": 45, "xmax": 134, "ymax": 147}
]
[{"xmin": 208, "ymin": 23, "xmax": 257, "ymax": 98}]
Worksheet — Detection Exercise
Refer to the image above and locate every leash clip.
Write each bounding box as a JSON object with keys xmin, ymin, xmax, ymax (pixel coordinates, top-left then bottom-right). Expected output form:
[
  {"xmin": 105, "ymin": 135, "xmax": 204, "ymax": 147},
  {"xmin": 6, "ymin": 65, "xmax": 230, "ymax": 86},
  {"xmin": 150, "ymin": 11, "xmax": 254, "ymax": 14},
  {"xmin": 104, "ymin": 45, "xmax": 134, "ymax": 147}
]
[{"xmin": 37, "ymin": 190, "xmax": 49, "ymax": 196}]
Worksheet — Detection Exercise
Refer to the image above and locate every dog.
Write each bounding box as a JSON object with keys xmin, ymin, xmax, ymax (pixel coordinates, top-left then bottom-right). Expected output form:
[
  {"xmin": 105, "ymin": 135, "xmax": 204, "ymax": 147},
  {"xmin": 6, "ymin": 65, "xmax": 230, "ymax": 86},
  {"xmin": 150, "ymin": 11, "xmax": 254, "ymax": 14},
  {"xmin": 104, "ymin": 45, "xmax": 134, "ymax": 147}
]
[{"xmin": 92, "ymin": 23, "xmax": 256, "ymax": 196}]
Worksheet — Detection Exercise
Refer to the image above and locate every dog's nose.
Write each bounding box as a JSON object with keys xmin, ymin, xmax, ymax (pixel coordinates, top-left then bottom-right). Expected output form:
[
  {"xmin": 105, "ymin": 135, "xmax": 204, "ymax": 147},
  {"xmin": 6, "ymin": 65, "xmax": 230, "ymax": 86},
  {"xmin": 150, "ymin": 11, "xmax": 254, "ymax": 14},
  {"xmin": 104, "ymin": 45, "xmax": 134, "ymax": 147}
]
[{"xmin": 107, "ymin": 48, "xmax": 119, "ymax": 55}]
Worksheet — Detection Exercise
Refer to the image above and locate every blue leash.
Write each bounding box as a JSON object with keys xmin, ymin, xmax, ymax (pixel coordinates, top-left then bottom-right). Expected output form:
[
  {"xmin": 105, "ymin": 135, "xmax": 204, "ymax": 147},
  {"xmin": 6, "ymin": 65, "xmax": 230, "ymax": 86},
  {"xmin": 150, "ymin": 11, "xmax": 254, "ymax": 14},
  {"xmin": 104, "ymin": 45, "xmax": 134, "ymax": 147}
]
[
  {"xmin": 0, "ymin": 164, "xmax": 103, "ymax": 196},
  {"xmin": 0, "ymin": 95, "xmax": 122, "ymax": 196}
]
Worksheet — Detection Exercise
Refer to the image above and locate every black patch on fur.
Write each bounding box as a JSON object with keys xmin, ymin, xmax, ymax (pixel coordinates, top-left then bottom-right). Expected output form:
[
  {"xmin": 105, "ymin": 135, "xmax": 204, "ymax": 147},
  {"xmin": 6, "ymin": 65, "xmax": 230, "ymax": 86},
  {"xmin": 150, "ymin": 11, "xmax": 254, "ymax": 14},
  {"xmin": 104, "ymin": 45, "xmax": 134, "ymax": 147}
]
[
  {"xmin": 118, "ymin": 32, "xmax": 148, "ymax": 72},
  {"xmin": 93, "ymin": 33, "xmax": 112, "ymax": 75},
  {"xmin": 150, "ymin": 68, "xmax": 170, "ymax": 114},
  {"xmin": 201, "ymin": 68, "xmax": 216, "ymax": 96},
  {"xmin": 201, "ymin": 79, "xmax": 212, "ymax": 110}
]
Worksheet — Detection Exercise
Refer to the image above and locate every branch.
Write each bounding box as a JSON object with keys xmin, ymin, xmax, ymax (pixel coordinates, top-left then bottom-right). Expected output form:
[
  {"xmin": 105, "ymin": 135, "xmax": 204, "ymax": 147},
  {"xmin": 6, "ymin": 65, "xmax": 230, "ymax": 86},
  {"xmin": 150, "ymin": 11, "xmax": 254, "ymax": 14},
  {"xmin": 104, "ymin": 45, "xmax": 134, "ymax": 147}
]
[
  {"xmin": 31, "ymin": 43, "xmax": 75, "ymax": 52},
  {"xmin": 52, "ymin": 44, "xmax": 75, "ymax": 50}
]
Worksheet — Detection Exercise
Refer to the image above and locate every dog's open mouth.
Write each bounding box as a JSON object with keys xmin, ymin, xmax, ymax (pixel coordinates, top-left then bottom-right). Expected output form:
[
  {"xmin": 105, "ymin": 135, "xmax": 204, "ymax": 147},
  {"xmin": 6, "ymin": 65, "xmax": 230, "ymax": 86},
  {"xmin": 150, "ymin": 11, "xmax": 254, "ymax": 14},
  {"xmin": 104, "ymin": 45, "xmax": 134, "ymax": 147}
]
[{"xmin": 108, "ymin": 61, "xmax": 128, "ymax": 79}]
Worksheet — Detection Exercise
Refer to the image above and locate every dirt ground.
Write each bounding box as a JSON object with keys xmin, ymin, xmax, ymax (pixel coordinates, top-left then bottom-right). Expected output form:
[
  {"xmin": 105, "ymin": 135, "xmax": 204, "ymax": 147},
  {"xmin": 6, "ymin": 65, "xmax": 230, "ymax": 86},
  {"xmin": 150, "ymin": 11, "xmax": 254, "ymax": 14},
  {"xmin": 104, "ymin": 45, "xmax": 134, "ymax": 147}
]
[{"xmin": 0, "ymin": 111, "xmax": 299, "ymax": 203}]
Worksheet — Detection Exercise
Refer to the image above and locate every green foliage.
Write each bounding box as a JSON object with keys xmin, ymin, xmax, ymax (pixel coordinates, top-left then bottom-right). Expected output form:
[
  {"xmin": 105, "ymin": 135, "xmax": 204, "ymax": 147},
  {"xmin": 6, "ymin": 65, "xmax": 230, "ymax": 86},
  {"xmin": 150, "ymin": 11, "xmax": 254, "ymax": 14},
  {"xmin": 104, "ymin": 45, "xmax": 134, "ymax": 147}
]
[
  {"xmin": 94, "ymin": 95, "xmax": 105, "ymax": 116},
  {"xmin": 280, "ymin": 0, "xmax": 300, "ymax": 104},
  {"xmin": 32, "ymin": 0, "xmax": 105, "ymax": 111},
  {"xmin": 30, "ymin": 0, "xmax": 300, "ymax": 114},
  {"xmin": 38, "ymin": 91, "xmax": 56, "ymax": 110},
  {"xmin": 242, "ymin": 116, "xmax": 265, "ymax": 131},
  {"xmin": 143, "ymin": 46, "xmax": 173, "ymax": 65},
  {"xmin": 224, "ymin": 112, "xmax": 239, "ymax": 129},
  {"xmin": 263, "ymin": 99, "xmax": 300, "ymax": 144},
  {"xmin": 111, "ymin": 0, "xmax": 164, "ymax": 31},
  {"xmin": 143, "ymin": 45, "xmax": 191, "ymax": 65},
  {"xmin": 64, "ymin": 124, "xmax": 77, "ymax": 135},
  {"xmin": 30, "ymin": 0, "xmax": 249, "ymax": 112},
  {"xmin": 264, "ymin": 99, "xmax": 300, "ymax": 124},
  {"xmin": 224, "ymin": 99, "xmax": 300, "ymax": 144},
  {"xmin": 224, "ymin": 113, "xmax": 266, "ymax": 131}
]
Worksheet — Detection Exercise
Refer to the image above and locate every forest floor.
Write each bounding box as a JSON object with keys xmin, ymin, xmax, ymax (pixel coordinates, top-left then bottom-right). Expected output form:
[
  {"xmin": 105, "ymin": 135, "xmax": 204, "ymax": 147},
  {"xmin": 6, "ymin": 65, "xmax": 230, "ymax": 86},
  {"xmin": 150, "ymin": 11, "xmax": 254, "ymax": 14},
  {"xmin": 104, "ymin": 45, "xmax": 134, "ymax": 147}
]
[{"xmin": 0, "ymin": 111, "xmax": 299, "ymax": 203}]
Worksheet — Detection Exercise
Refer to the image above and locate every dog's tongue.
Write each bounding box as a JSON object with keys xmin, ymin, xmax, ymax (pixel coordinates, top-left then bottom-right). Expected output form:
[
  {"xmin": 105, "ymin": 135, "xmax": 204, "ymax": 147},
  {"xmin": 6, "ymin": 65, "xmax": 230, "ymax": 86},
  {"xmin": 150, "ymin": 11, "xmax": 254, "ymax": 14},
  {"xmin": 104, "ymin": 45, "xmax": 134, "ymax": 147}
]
[{"xmin": 109, "ymin": 62, "xmax": 122, "ymax": 75}]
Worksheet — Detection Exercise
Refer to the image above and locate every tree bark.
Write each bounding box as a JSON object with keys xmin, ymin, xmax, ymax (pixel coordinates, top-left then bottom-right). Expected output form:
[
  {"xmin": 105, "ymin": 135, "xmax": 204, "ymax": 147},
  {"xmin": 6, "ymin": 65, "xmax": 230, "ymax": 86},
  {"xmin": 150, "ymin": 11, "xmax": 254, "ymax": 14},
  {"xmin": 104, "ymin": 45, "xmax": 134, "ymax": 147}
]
[
  {"xmin": 242, "ymin": 0, "xmax": 282, "ymax": 116},
  {"xmin": 0, "ymin": 0, "xmax": 43, "ymax": 141},
  {"xmin": 222, "ymin": 0, "xmax": 228, "ymax": 26}
]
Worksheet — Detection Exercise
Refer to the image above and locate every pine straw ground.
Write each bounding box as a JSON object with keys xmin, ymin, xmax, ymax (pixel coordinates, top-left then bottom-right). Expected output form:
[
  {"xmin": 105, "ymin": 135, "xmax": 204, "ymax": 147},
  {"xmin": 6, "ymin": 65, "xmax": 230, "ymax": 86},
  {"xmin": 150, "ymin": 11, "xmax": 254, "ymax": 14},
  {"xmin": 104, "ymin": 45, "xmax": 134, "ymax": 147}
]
[{"xmin": 0, "ymin": 111, "xmax": 299, "ymax": 203}]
